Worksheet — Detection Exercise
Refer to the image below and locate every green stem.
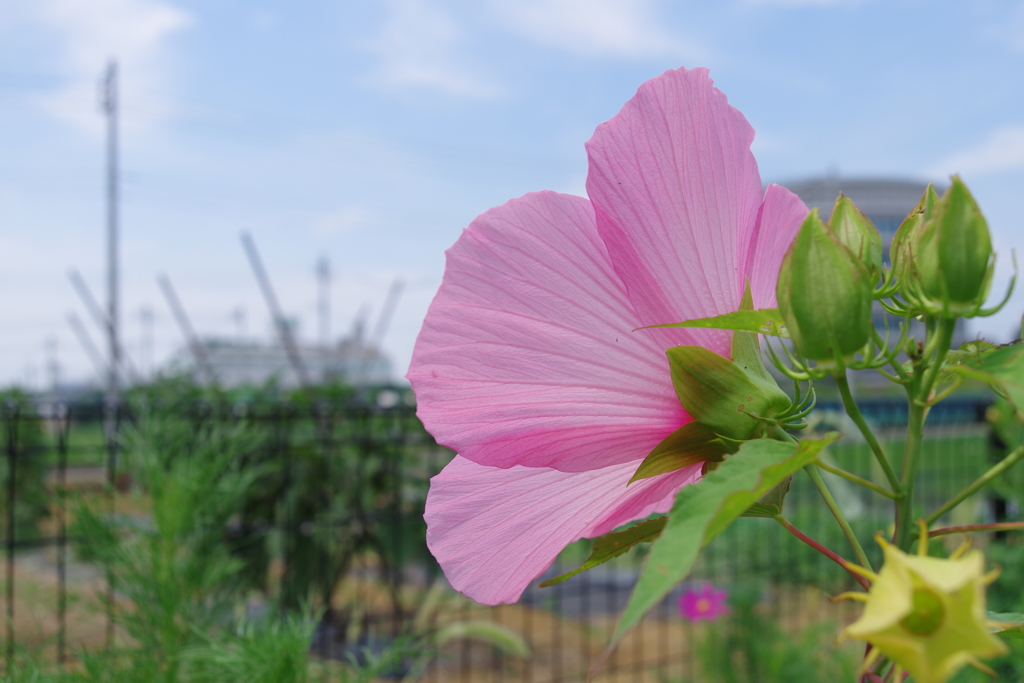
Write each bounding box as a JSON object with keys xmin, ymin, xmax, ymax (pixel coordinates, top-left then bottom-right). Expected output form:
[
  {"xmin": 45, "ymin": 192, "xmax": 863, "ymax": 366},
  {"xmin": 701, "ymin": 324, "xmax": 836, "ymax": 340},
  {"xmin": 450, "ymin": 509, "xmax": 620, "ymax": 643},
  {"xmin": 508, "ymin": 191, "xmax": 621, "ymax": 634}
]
[
  {"xmin": 925, "ymin": 443, "xmax": 1024, "ymax": 525},
  {"xmin": 928, "ymin": 521, "xmax": 1024, "ymax": 538},
  {"xmin": 814, "ymin": 460, "xmax": 902, "ymax": 500},
  {"xmin": 804, "ymin": 465, "xmax": 872, "ymax": 570},
  {"xmin": 835, "ymin": 372, "xmax": 901, "ymax": 492},
  {"xmin": 894, "ymin": 317, "xmax": 955, "ymax": 550}
]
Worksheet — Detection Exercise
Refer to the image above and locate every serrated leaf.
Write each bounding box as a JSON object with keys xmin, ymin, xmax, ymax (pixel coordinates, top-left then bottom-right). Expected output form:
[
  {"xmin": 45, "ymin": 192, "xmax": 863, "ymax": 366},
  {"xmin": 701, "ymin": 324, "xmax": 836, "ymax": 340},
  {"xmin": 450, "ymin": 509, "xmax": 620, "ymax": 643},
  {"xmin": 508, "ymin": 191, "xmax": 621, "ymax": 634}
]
[
  {"xmin": 629, "ymin": 422, "xmax": 728, "ymax": 484},
  {"xmin": 607, "ymin": 434, "xmax": 839, "ymax": 651},
  {"xmin": 639, "ymin": 309, "xmax": 790, "ymax": 338},
  {"xmin": 949, "ymin": 342, "xmax": 1024, "ymax": 412},
  {"xmin": 539, "ymin": 517, "xmax": 666, "ymax": 587},
  {"xmin": 989, "ymin": 612, "xmax": 1024, "ymax": 640}
]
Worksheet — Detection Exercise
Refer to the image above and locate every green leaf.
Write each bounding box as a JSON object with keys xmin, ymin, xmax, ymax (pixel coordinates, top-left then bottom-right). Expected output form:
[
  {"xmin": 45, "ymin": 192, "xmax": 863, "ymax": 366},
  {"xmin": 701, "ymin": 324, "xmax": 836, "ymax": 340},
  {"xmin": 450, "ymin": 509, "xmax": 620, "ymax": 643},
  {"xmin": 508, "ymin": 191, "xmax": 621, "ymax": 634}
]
[
  {"xmin": 639, "ymin": 309, "xmax": 790, "ymax": 338},
  {"xmin": 608, "ymin": 435, "xmax": 839, "ymax": 649},
  {"xmin": 628, "ymin": 422, "xmax": 728, "ymax": 484},
  {"xmin": 988, "ymin": 612, "xmax": 1024, "ymax": 640},
  {"xmin": 740, "ymin": 502, "xmax": 781, "ymax": 518},
  {"xmin": 539, "ymin": 517, "xmax": 666, "ymax": 587},
  {"xmin": 732, "ymin": 287, "xmax": 787, "ymax": 399},
  {"xmin": 949, "ymin": 341, "xmax": 1024, "ymax": 412}
]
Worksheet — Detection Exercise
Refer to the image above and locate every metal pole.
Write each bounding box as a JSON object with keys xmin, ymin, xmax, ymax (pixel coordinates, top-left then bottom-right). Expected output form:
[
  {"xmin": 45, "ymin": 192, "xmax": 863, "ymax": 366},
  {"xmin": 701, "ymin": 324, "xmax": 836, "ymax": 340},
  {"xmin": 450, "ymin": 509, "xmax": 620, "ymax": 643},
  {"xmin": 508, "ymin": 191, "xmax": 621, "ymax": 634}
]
[
  {"xmin": 101, "ymin": 60, "xmax": 120, "ymax": 414},
  {"xmin": 240, "ymin": 232, "xmax": 312, "ymax": 389},
  {"xmin": 56, "ymin": 404, "xmax": 69, "ymax": 665},
  {"xmin": 4, "ymin": 402, "xmax": 19, "ymax": 668},
  {"xmin": 317, "ymin": 256, "xmax": 330, "ymax": 348},
  {"xmin": 157, "ymin": 274, "xmax": 215, "ymax": 383},
  {"xmin": 100, "ymin": 59, "xmax": 120, "ymax": 654}
]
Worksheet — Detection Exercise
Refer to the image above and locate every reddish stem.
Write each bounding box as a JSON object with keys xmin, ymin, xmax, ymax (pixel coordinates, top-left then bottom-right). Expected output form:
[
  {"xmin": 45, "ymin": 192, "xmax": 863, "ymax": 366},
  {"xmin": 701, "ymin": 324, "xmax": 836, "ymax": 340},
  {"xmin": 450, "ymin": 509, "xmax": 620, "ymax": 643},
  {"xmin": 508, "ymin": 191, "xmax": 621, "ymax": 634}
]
[
  {"xmin": 928, "ymin": 521, "xmax": 1024, "ymax": 538},
  {"xmin": 776, "ymin": 516, "xmax": 870, "ymax": 590}
]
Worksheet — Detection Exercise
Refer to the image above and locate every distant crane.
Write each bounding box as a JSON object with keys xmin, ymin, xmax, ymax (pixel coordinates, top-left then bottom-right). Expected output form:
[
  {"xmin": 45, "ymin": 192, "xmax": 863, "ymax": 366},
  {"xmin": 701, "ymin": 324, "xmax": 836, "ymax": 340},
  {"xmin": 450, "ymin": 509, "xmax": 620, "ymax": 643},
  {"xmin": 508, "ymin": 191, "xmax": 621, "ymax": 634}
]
[
  {"xmin": 357, "ymin": 279, "xmax": 404, "ymax": 384},
  {"xmin": 240, "ymin": 232, "xmax": 312, "ymax": 389},
  {"xmin": 157, "ymin": 274, "xmax": 215, "ymax": 384},
  {"xmin": 66, "ymin": 312, "xmax": 109, "ymax": 384},
  {"xmin": 68, "ymin": 269, "xmax": 140, "ymax": 383}
]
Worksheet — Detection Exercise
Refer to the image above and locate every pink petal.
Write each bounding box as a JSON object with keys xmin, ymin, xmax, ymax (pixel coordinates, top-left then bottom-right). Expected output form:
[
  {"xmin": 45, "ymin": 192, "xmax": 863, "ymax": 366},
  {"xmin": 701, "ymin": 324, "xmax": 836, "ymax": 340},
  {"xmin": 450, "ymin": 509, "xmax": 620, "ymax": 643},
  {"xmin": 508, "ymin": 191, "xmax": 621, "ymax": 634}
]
[
  {"xmin": 408, "ymin": 190, "xmax": 686, "ymax": 472},
  {"xmin": 742, "ymin": 183, "xmax": 808, "ymax": 310},
  {"xmin": 585, "ymin": 66, "xmax": 765, "ymax": 357},
  {"xmin": 425, "ymin": 455, "xmax": 703, "ymax": 605}
]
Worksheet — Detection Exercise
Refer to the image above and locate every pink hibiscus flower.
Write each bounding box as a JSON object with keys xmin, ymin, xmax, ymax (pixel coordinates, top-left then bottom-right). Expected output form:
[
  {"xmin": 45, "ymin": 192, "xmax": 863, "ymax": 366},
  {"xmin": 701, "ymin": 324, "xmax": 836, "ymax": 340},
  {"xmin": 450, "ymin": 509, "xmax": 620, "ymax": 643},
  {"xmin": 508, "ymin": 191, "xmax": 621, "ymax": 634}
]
[
  {"xmin": 407, "ymin": 67, "xmax": 808, "ymax": 606},
  {"xmin": 678, "ymin": 584, "xmax": 730, "ymax": 622}
]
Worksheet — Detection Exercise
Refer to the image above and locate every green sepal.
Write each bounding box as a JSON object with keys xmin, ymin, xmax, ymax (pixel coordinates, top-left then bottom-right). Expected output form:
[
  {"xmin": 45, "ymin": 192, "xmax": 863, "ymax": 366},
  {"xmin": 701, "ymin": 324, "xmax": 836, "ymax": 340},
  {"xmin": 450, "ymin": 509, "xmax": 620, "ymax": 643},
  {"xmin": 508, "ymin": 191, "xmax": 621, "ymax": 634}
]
[
  {"xmin": 667, "ymin": 346, "xmax": 791, "ymax": 441},
  {"xmin": 989, "ymin": 612, "xmax": 1024, "ymax": 640},
  {"xmin": 539, "ymin": 517, "xmax": 667, "ymax": 588},
  {"xmin": 640, "ymin": 309, "xmax": 789, "ymax": 338},
  {"xmin": 628, "ymin": 421, "xmax": 729, "ymax": 484},
  {"xmin": 829, "ymin": 193, "xmax": 883, "ymax": 279},
  {"xmin": 948, "ymin": 341, "xmax": 1024, "ymax": 412},
  {"xmin": 607, "ymin": 434, "xmax": 840, "ymax": 649},
  {"xmin": 741, "ymin": 475, "xmax": 793, "ymax": 518}
]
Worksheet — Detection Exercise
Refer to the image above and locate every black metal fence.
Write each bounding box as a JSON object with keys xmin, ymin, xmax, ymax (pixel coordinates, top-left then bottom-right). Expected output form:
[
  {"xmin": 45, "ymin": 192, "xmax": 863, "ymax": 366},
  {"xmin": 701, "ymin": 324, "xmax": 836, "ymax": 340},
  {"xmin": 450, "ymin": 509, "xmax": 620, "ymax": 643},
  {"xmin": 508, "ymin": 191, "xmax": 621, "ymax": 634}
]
[{"xmin": 0, "ymin": 392, "xmax": 1009, "ymax": 682}]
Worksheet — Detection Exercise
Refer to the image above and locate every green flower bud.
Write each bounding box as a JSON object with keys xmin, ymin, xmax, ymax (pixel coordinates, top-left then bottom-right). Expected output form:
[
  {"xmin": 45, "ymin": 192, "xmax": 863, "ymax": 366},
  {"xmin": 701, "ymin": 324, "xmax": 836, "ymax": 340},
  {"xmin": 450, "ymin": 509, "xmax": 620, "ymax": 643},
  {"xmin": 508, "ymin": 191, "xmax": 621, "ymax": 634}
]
[
  {"xmin": 776, "ymin": 210, "xmax": 873, "ymax": 366},
  {"xmin": 914, "ymin": 177, "xmax": 994, "ymax": 317},
  {"xmin": 666, "ymin": 344, "xmax": 790, "ymax": 442},
  {"xmin": 891, "ymin": 184, "xmax": 940, "ymax": 295},
  {"xmin": 829, "ymin": 193, "xmax": 883, "ymax": 280}
]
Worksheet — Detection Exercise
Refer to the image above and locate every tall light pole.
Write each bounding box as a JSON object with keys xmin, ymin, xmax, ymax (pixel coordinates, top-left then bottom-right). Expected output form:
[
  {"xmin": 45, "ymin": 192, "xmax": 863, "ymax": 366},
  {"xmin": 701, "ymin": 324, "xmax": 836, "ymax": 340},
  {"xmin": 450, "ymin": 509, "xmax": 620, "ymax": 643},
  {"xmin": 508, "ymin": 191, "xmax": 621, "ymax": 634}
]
[
  {"xmin": 101, "ymin": 61, "xmax": 120, "ymax": 407},
  {"xmin": 317, "ymin": 255, "xmax": 330, "ymax": 347}
]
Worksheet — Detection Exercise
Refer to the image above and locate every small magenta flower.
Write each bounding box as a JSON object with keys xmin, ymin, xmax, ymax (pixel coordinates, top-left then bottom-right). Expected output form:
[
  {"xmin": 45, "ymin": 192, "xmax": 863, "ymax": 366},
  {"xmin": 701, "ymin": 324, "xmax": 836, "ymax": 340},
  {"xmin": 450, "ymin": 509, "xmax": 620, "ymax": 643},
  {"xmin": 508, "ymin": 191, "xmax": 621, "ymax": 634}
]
[
  {"xmin": 408, "ymin": 67, "xmax": 808, "ymax": 605},
  {"xmin": 678, "ymin": 584, "xmax": 729, "ymax": 622}
]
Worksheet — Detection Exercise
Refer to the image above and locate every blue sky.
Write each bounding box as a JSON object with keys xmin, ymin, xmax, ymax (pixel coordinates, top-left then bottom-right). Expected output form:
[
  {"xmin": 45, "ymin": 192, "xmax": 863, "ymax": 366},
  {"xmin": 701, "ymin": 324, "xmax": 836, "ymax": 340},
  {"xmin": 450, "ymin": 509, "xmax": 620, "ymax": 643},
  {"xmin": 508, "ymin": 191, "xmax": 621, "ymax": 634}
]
[{"xmin": 2, "ymin": 0, "xmax": 1024, "ymax": 388}]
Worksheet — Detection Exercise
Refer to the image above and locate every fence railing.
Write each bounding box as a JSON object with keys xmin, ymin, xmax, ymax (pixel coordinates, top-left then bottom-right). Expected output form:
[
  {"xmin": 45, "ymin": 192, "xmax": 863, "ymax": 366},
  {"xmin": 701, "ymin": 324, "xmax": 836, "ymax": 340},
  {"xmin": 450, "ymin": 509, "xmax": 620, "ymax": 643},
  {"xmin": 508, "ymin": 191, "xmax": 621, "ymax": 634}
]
[{"xmin": 0, "ymin": 393, "xmax": 1009, "ymax": 681}]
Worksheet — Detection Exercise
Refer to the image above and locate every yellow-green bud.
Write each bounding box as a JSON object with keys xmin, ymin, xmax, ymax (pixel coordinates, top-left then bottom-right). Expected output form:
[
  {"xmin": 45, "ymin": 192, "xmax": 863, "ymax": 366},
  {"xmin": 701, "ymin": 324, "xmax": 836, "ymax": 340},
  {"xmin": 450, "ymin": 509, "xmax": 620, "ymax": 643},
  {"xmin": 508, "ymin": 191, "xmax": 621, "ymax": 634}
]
[
  {"xmin": 914, "ymin": 177, "xmax": 994, "ymax": 317},
  {"xmin": 829, "ymin": 194, "xmax": 883, "ymax": 281},
  {"xmin": 776, "ymin": 210, "xmax": 873, "ymax": 366}
]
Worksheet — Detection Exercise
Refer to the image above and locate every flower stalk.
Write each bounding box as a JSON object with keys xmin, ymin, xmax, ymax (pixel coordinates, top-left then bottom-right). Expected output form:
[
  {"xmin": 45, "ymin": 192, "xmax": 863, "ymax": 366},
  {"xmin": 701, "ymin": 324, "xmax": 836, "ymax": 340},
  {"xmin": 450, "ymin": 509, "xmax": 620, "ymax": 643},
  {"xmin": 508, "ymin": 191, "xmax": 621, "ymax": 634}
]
[
  {"xmin": 894, "ymin": 317, "xmax": 956, "ymax": 550},
  {"xmin": 835, "ymin": 371, "xmax": 900, "ymax": 491},
  {"xmin": 925, "ymin": 443, "xmax": 1024, "ymax": 525},
  {"xmin": 773, "ymin": 514, "xmax": 870, "ymax": 590}
]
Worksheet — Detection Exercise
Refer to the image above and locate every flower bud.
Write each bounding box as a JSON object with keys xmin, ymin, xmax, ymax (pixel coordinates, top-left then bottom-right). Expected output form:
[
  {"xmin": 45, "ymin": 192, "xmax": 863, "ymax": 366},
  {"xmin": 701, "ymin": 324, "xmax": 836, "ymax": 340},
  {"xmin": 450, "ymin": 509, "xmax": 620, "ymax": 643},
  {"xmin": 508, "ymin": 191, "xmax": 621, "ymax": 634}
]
[
  {"xmin": 776, "ymin": 210, "xmax": 873, "ymax": 366},
  {"xmin": 829, "ymin": 194, "xmax": 883, "ymax": 281},
  {"xmin": 666, "ymin": 344, "xmax": 790, "ymax": 442},
  {"xmin": 891, "ymin": 184, "xmax": 940, "ymax": 295},
  {"xmin": 914, "ymin": 177, "xmax": 994, "ymax": 317}
]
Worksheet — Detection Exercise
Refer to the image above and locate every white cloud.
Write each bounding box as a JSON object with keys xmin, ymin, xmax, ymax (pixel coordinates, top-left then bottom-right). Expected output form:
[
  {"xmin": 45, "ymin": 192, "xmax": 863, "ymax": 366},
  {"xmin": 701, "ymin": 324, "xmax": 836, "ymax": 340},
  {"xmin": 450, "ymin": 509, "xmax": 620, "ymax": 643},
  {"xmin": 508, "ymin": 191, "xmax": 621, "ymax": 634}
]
[
  {"xmin": 490, "ymin": 0, "xmax": 693, "ymax": 59},
  {"xmin": 363, "ymin": 0, "xmax": 501, "ymax": 99},
  {"xmin": 313, "ymin": 207, "xmax": 375, "ymax": 236},
  {"xmin": 925, "ymin": 125, "xmax": 1024, "ymax": 179},
  {"xmin": 29, "ymin": 0, "xmax": 192, "ymax": 132}
]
